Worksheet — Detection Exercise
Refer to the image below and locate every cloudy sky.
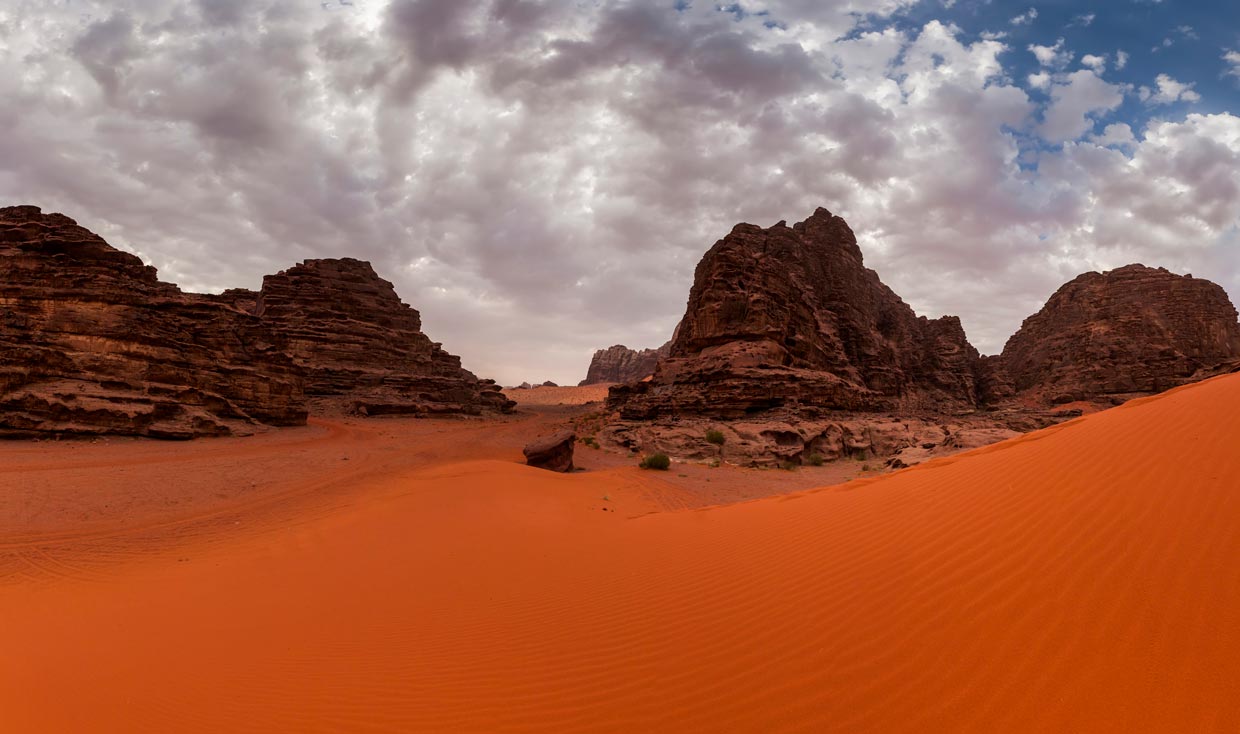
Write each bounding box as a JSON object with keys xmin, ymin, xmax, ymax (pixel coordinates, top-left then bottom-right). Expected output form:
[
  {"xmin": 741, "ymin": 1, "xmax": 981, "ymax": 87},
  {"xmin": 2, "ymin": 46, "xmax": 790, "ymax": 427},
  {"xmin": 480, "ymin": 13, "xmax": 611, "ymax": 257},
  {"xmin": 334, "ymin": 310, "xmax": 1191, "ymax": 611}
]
[{"xmin": 3, "ymin": 0, "xmax": 1239, "ymax": 385}]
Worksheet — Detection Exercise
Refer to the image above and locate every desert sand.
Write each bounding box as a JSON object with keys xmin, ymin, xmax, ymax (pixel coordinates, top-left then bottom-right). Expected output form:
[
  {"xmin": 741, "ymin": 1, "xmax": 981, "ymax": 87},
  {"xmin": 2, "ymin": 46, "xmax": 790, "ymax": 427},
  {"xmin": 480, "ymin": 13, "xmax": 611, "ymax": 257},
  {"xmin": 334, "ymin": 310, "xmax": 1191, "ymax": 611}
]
[
  {"xmin": 502, "ymin": 383, "xmax": 614, "ymax": 406},
  {"xmin": 4, "ymin": 375, "xmax": 1240, "ymax": 732}
]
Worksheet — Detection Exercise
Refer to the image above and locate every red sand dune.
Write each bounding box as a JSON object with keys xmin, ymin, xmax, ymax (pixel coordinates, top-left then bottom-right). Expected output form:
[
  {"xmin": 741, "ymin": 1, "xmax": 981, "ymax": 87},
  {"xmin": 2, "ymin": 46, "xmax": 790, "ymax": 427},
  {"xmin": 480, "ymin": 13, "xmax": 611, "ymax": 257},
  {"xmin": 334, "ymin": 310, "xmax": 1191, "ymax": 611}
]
[{"xmin": 3, "ymin": 375, "xmax": 1240, "ymax": 731}]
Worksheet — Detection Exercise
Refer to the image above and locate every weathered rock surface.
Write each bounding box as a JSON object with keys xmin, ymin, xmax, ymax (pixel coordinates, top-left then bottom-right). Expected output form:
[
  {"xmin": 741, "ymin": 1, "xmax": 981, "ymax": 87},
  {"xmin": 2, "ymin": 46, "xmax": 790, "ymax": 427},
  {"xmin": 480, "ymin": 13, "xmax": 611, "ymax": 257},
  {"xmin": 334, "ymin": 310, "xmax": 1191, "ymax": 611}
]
[
  {"xmin": 996, "ymin": 264, "xmax": 1240, "ymax": 403},
  {"xmin": 579, "ymin": 341, "xmax": 671, "ymax": 385},
  {"xmin": 609, "ymin": 208, "xmax": 984, "ymax": 420},
  {"xmin": 608, "ymin": 413, "xmax": 1020, "ymax": 469},
  {"xmin": 0, "ymin": 206, "xmax": 512, "ymax": 438},
  {"xmin": 523, "ymin": 430, "xmax": 576, "ymax": 472},
  {"xmin": 604, "ymin": 210, "xmax": 1240, "ymax": 467},
  {"xmin": 244, "ymin": 258, "xmax": 515, "ymax": 416},
  {"xmin": 0, "ymin": 205, "xmax": 305, "ymax": 438}
]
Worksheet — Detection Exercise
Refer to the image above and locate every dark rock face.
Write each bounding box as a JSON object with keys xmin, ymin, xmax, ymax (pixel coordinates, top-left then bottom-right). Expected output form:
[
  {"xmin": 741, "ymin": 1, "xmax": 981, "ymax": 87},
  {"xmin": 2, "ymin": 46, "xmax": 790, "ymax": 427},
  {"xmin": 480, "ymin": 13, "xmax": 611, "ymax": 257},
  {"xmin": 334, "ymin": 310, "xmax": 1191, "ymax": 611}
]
[
  {"xmin": 249, "ymin": 258, "xmax": 514, "ymax": 416},
  {"xmin": 0, "ymin": 206, "xmax": 513, "ymax": 438},
  {"xmin": 523, "ymin": 430, "xmax": 576, "ymax": 472},
  {"xmin": 579, "ymin": 342, "xmax": 671, "ymax": 385},
  {"xmin": 601, "ymin": 209, "xmax": 1240, "ymax": 466},
  {"xmin": 0, "ymin": 205, "xmax": 305, "ymax": 438},
  {"xmin": 997, "ymin": 264, "xmax": 1240, "ymax": 402},
  {"xmin": 609, "ymin": 208, "xmax": 983, "ymax": 420}
]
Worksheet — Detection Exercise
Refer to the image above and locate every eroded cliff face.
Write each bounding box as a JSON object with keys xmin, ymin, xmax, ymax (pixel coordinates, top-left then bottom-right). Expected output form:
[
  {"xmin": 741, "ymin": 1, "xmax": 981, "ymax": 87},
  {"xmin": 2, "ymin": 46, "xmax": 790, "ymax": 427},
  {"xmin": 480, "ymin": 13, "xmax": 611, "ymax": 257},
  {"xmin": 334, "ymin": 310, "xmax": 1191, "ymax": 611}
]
[
  {"xmin": 603, "ymin": 209, "xmax": 1240, "ymax": 467},
  {"xmin": 0, "ymin": 206, "xmax": 512, "ymax": 437},
  {"xmin": 0, "ymin": 205, "xmax": 305, "ymax": 438},
  {"xmin": 579, "ymin": 342, "xmax": 671, "ymax": 385},
  {"xmin": 608, "ymin": 208, "xmax": 984, "ymax": 420},
  {"xmin": 248, "ymin": 258, "xmax": 514, "ymax": 416},
  {"xmin": 996, "ymin": 264, "xmax": 1240, "ymax": 402}
]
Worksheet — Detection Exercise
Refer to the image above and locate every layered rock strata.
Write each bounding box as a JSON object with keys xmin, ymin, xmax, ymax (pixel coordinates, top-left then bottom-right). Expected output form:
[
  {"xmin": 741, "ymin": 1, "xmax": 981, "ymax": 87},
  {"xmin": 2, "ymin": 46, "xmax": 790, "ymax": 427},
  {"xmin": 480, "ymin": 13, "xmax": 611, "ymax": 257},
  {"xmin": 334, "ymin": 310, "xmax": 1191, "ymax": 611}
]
[
  {"xmin": 996, "ymin": 264, "xmax": 1240, "ymax": 403},
  {"xmin": 579, "ymin": 342, "xmax": 671, "ymax": 385},
  {"xmin": 0, "ymin": 206, "xmax": 512, "ymax": 437},
  {"xmin": 606, "ymin": 209, "xmax": 1240, "ymax": 466},
  {"xmin": 608, "ymin": 208, "xmax": 984, "ymax": 420},
  {"xmin": 242, "ymin": 259, "xmax": 514, "ymax": 416},
  {"xmin": 0, "ymin": 206, "xmax": 304, "ymax": 438}
]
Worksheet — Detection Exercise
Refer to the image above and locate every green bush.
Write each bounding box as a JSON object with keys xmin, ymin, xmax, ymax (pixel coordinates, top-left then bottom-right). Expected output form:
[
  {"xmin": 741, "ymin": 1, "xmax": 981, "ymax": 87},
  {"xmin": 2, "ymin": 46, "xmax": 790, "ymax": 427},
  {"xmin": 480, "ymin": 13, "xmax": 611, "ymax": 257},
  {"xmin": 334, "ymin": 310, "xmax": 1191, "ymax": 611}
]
[
  {"xmin": 705, "ymin": 429, "xmax": 726, "ymax": 446},
  {"xmin": 639, "ymin": 452, "xmax": 671, "ymax": 471},
  {"xmin": 780, "ymin": 460, "xmax": 799, "ymax": 471},
  {"xmin": 806, "ymin": 453, "xmax": 825, "ymax": 466}
]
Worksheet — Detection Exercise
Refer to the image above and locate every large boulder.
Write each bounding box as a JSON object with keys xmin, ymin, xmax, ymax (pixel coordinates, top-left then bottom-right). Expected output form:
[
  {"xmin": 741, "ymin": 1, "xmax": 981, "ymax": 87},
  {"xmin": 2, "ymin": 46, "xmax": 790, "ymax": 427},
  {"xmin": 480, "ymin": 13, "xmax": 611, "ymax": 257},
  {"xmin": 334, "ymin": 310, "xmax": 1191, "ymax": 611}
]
[{"xmin": 523, "ymin": 431, "xmax": 576, "ymax": 472}]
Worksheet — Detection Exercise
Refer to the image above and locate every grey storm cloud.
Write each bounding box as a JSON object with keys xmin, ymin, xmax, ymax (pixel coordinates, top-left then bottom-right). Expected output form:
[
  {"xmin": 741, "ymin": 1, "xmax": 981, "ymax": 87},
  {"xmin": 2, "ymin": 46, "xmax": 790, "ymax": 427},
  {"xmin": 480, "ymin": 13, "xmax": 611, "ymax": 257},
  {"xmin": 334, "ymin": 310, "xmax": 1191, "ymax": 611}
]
[{"xmin": 2, "ymin": 0, "xmax": 1239, "ymax": 385}]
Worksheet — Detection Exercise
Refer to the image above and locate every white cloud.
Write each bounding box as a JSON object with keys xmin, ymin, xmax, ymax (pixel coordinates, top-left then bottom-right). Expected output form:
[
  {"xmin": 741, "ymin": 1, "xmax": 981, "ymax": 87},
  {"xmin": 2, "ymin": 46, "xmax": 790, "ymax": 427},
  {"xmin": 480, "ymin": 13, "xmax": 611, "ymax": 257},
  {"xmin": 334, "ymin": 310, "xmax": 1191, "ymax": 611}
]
[
  {"xmin": 1029, "ymin": 38, "xmax": 1072, "ymax": 68},
  {"xmin": 1116, "ymin": 50, "xmax": 1129, "ymax": 70},
  {"xmin": 1039, "ymin": 69, "xmax": 1127, "ymax": 143},
  {"xmin": 1051, "ymin": 114, "xmax": 1240, "ymax": 286},
  {"xmin": 1071, "ymin": 13, "xmax": 1096, "ymax": 27},
  {"xmin": 1140, "ymin": 74, "xmax": 1202, "ymax": 105},
  {"xmin": 1081, "ymin": 54, "xmax": 1106, "ymax": 72},
  {"xmin": 1, "ymin": 1, "xmax": 1238, "ymax": 382},
  {"xmin": 1092, "ymin": 122, "xmax": 1136, "ymax": 150},
  {"xmin": 1225, "ymin": 50, "xmax": 1240, "ymax": 80},
  {"xmin": 1010, "ymin": 8, "xmax": 1038, "ymax": 26},
  {"xmin": 1153, "ymin": 25, "xmax": 1199, "ymax": 52}
]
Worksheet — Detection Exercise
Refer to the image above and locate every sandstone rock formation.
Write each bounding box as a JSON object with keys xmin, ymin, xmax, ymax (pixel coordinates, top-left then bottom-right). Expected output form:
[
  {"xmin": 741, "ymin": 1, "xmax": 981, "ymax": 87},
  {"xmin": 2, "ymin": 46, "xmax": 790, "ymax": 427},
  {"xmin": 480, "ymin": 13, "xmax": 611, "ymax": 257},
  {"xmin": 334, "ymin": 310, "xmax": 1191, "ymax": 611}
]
[
  {"xmin": 523, "ymin": 430, "xmax": 576, "ymax": 472},
  {"xmin": 0, "ymin": 206, "xmax": 512, "ymax": 438},
  {"xmin": 238, "ymin": 258, "xmax": 514, "ymax": 416},
  {"xmin": 0, "ymin": 205, "xmax": 305, "ymax": 438},
  {"xmin": 996, "ymin": 264, "xmax": 1240, "ymax": 403},
  {"xmin": 579, "ymin": 341, "xmax": 671, "ymax": 385},
  {"xmin": 608, "ymin": 208, "xmax": 984, "ymax": 420},
  {"xmin": 609, "ymin": 415, "xmax": 1019, "ymax": 469},
  {"xmin": 604, "ymin": 210, "xmax": 1240, "ymax": 467}
]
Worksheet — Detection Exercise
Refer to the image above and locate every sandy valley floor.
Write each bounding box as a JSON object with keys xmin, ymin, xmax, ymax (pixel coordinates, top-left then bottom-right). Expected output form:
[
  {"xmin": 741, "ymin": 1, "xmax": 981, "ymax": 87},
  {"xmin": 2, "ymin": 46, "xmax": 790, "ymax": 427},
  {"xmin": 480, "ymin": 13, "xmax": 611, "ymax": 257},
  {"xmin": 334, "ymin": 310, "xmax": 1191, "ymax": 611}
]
[{"xmin": 3, "ymin": 376, "xmax": 1240, "ymax": 731}]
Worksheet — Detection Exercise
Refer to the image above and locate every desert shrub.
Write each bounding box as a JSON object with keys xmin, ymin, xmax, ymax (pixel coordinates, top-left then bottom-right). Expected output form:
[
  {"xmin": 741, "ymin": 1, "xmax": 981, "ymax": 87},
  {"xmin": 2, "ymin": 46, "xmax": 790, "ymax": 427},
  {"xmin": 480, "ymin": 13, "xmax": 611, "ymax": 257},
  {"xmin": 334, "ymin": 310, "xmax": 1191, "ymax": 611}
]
[
  {"xmin": 639, "ymin": 452, "xmax": 671, "ymax": 471},
  {"xmin": 861, "ymin": 463, "xmax": 872, "ymax": 472},
  {"xmin": 806, "ymin": 453, "xmax": 825, "ymax": 466},
  {"xmin": 582, "ymin": 436, "xmax": 599, "ymax": 449},
  {"xmin": 705, "ymin": 429, "xmax": 726, "ymax": 446},
  {"xmin": 781, "ymin": 460, "xmax": 799, "ymax": 471}
]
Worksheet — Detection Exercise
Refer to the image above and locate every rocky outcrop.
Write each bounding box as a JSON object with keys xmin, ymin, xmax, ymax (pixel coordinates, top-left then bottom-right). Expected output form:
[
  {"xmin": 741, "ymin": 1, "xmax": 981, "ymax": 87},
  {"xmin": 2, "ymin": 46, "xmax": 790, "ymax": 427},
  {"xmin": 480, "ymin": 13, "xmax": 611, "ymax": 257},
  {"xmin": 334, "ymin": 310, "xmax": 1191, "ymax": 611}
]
[
  {"xmin": 997, "ymin": 264, "xmax": 1240, "ymax": 403},
  {"xmin": 603, "ymin": 210, "xmax": 1240, "ymax": 467},
  {"xmin": 523, "ymin": 430, "xmax": 576, "ymax": 472},
  {"xmin": 608, "ymin": 208, "xmax": 984, "ymax": 420},
  {"xmin": 0, "ymin": 205, "xmax": 305, "ymax": 438},
  {"xmin": 579, "ymin": 342, "xmax": 671, "ymax": 385},
  {"xmin": 0, "ymin": 206, "xmax": 512, "ymax": 438},
  {"xmin": 607, "ymin": 414, "xmax": 1020, "ymax": 469},
  {"xmin": 245, "ymin": 258, "xmax": 514, "ymax": 416}
]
